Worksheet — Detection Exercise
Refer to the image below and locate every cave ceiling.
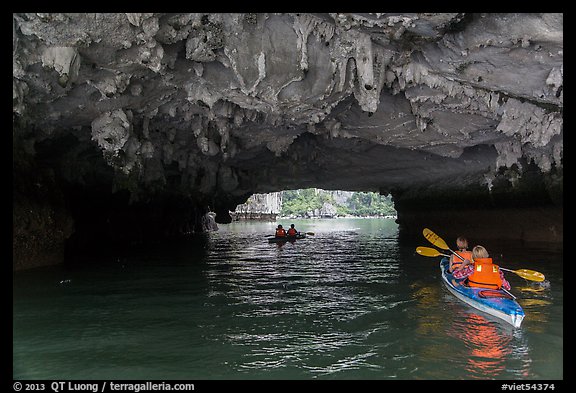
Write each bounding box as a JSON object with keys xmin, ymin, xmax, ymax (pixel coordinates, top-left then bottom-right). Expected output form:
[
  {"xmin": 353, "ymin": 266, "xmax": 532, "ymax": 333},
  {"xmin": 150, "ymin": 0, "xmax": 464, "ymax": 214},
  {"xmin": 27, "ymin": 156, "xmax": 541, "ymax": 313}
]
[{"xmin": 13, "ymin": 13, "xmax": 563, "ymax": 210}]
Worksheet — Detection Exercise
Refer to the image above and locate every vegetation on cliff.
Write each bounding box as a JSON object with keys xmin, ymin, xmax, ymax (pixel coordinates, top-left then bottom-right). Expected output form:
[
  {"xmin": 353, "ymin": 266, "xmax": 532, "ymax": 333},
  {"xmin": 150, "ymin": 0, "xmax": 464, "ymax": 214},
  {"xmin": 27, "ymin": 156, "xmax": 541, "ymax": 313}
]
[{"xmin": 280, "ymin": 189, "xmax": 396, "ymax": 218}]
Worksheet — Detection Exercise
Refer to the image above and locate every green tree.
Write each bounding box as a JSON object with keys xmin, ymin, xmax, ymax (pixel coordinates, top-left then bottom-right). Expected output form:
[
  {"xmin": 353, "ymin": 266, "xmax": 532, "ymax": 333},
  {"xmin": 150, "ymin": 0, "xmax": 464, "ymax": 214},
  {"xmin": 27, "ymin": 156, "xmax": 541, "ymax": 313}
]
[{"xmin": 280, "ymin": 189, "xmax": 395, "ymax": 217}]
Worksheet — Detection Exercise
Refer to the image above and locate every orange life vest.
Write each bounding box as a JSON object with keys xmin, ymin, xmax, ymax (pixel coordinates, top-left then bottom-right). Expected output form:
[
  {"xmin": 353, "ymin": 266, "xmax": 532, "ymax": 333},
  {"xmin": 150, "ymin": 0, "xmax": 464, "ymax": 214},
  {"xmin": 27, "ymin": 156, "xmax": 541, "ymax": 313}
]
[
  {"xmin": 287, "ymin": 228, "xmax": 297, "ymax": 236},
  {"xmin": 451, "ymin": 250, "xmax": 473, "ymax": 269},
  {"xmin": 275, "ymin": 228, "xmax": 287, "ymax": 237},
  {"xmin": 467, "ymin": 257, "xmax": 503, "ymax": 289}
]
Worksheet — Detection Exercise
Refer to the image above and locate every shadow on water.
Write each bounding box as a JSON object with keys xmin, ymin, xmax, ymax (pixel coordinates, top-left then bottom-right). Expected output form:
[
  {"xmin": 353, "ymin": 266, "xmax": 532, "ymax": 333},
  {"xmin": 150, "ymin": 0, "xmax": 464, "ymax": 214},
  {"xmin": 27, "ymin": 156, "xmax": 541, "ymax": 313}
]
[{"xmin": 61, "ymin": 233, "xmax": 212, "ymax": 270}]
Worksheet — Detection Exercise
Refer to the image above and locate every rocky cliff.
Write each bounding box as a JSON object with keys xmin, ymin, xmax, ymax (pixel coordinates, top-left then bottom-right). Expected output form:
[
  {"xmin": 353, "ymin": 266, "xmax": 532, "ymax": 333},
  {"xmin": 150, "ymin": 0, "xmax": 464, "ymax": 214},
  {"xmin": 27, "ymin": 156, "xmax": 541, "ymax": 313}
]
[
  {"xmin": 13, "ymin": 13, "xmax": 562, "ymax": 269},
  {"xmin": 231, "ymin": 192, "xmax": 282, "ymax": 220}
]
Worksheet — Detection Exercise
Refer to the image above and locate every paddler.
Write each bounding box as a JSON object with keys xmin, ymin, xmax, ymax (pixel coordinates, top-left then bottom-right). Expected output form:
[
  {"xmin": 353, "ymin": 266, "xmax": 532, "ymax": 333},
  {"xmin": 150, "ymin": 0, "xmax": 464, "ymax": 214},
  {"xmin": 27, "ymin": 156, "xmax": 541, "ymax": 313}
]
[
  {"xmin": 275, "ymin": 224, "xmax": 287, "ymax": 238},
  {"xmin": 453, "ymin": 245, "xmax": 511, "ymax": 290},
  {"xmin": 449, "ymin": 236, "xmax": 473, "ymax": 273},
  {"xmin": 287, "ymin": 224, "xmax": 298, "ymax": 237}
]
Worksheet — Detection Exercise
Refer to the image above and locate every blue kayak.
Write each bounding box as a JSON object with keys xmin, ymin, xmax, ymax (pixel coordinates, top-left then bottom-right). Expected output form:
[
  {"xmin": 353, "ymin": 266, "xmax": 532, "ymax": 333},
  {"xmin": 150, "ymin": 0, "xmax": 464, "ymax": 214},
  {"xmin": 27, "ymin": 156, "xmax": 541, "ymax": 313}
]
[
  {"xmin": 440, "ymin": 257, "xmax": 525, "ymax": 328},
  {"xmin": 268, "ymin": 233, "xmax": 306, "ymax": 243}
]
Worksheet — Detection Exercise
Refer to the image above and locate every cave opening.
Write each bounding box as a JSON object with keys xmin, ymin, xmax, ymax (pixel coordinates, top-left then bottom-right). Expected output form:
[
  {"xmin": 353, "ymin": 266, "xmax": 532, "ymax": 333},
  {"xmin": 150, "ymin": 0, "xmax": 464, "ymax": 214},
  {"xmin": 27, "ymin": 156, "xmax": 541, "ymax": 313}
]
[{"xmin": 228, "ymin": 188, "xmax": 398, "ymax": 222}]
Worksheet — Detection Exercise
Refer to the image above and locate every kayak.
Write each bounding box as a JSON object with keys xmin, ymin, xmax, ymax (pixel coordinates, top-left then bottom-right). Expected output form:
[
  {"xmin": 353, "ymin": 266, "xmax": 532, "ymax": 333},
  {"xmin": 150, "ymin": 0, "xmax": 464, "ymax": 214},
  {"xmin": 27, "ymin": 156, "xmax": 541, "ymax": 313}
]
[
  {"xmin": 440, "ymin": 257, "xmax": 525, "ymax": 328},
  {"xmin": 268, "ymin": 233, "xmax": 306, "ymax": 243}
]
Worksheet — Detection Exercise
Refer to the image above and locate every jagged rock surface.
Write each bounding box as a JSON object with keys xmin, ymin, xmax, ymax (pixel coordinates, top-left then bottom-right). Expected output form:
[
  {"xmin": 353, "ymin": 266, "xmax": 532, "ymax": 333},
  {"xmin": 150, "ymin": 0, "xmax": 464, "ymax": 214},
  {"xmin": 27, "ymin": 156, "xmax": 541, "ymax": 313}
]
[
  {"xmin": 232, "ymin": 192, "xmax": 282, "ymax": 220},
  {"xmin": 12, "ymin": 13, "xmax": 563, "ymax": 269}
]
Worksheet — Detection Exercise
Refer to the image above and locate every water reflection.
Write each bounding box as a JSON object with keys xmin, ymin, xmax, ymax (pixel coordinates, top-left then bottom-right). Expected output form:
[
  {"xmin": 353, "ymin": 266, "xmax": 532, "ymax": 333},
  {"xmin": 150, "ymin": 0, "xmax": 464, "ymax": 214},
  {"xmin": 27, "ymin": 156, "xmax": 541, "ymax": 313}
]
[
  {"xmin": 457, "ymin": 314, "xmax": 512, "ymax": 377},
  {"xmin": 408, "ymin": 271, "xmax": 537, "ymax": 380},
  {"xmin": 443, "ymin": 303, "xmax": 532, "ymax": 379},
  {"xmin": 410, "ymin": 282, "xmax": 445, "ymax": 335},
  {"xmin": 518, "ymin": 295, "xmax": 552, "ymax": 332}
]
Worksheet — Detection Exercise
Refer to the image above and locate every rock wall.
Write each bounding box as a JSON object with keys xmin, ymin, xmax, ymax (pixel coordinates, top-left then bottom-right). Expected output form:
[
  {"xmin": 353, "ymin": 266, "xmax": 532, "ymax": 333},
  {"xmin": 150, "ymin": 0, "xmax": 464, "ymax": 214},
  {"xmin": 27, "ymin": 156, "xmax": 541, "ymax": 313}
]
[
  {"xmin": 397, "ymin": 206, "xmax": 562, "ymax": 244},
  {"xmin": 231, "ymin": 192, "xmax": 282, "ymax": 220},
  {"xmin": 13, "ymin": 141, "xmax": 74, "ymax": 270},
  {"xmin": 392, "ymin": 160, "xmax": 563, "ymax": 242}
]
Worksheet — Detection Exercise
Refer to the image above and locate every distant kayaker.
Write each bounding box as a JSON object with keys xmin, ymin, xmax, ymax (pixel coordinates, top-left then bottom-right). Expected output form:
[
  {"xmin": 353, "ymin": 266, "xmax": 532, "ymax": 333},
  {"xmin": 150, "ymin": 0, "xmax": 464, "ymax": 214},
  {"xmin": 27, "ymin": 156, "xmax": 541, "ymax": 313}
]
[
  {"xmin": 287, "ymin": 224, "xmax": 298, "ymax": 237},
  {"xmin": 453, "ymin": 245, "xmax": 511, "ymax": 290},
  {"xmin": 449, "ymin": 236, "xmax": 473, "ymax": 273},
  {"xmin": 275, "ymin": 224, "xmax": 287, "ymax": 237}
]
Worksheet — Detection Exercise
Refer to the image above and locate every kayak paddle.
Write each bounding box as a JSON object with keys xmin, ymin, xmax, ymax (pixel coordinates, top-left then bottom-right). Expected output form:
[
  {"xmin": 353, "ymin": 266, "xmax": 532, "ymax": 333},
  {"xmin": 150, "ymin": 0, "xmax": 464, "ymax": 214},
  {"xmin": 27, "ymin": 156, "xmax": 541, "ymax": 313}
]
[
  {"xmin": 499, "ymin": 268, "xmax": 545, "ymax": 282},
  {"xmin": 423, "ymin": 228, "xmax": 464, "ymax": 261},
  {"xmin": 415, "ymin": 246, "xmax": 546, "ymax": 282},
  {"xmin": 416, "ymin": 246, "xmax": 450, "ymax": 258},
  {"xmin": 266, "ymin": 231, "xmax": 315, "ymax": 237}
]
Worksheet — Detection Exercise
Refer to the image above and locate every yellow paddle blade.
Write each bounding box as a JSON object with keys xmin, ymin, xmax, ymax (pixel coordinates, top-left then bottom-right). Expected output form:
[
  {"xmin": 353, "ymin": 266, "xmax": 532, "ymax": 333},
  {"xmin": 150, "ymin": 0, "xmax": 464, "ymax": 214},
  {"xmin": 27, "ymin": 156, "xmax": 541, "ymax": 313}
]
[
  {"xmin": 500, "ymin": 267, "xmax": 546, "ymax": 282},
  {"xmin": 422, "ymin": 228, "xmax": 450, "ymax": 250},
  {"xmin": 416, "ymin": 246, "xmax": 448, "ymax": 257},
  {"xmin": 514, "ymin": 269, "xmax": 545, "ymax": 282}
]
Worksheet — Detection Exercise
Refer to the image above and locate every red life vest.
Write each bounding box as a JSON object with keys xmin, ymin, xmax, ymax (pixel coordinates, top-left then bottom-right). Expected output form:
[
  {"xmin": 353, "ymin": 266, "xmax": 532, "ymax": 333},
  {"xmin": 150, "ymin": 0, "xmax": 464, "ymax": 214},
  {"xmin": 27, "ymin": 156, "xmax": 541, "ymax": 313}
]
[
  {"xmin": 287, "ymin": 228, "xmax": 297, "ymax": 236},
  {"xmin": 467, "ymin": 257, "xmax": 503, "ymax": 289},
  {"xmin": 275, "ymin": 228, "xmax": 287, "ymax": 237},
  {"xmin": 452, "ymin": 250, "xmax": 473, "ymax": 269}
]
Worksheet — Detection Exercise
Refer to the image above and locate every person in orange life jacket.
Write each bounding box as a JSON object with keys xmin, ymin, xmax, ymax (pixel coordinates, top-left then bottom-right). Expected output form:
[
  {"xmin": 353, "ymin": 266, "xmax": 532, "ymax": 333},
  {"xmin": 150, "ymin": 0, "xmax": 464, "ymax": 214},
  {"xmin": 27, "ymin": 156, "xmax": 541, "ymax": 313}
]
[
  {"xmin": 452, "ymin": 245, "xmax": 511, "ymax": 290},
  {"xmin": 449, "ymin": 236, "xmax": 473, "ymax": 273},
  {"xmin": 287, "ymin": 224, "xmax": 298, "ymax": 237},
  {"xmin": 275, "ymin": 224, "xmax": 287, "ymax": 237}
]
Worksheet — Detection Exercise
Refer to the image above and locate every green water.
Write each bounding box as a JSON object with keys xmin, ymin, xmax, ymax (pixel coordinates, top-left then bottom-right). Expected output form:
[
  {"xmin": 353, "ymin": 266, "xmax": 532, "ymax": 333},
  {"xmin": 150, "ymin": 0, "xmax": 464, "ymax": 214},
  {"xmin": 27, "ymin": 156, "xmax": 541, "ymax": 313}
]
[{"xmin": 13, "ymin": 219, "xmax": 563, "ymax": 380}]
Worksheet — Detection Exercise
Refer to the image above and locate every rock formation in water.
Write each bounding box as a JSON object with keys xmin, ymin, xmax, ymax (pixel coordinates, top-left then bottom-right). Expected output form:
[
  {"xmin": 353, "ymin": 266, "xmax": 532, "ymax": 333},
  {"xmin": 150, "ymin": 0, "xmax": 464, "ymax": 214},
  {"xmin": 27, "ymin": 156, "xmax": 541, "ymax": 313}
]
[
  {"xmin": 12, "ymin": 13, "xmax": 562, "ymax": 269},
  {"xmin": 231, "ymin": 192, "xmax": 282, "ymax": 220}
]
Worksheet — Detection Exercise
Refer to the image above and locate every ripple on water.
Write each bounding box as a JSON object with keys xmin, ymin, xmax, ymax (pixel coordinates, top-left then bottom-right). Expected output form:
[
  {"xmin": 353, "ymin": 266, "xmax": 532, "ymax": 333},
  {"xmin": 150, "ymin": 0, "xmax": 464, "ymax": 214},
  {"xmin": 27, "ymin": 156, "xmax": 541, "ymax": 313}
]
[{"xmin": 13, "ymin": 219, "xmax": 563, "ymax": 379}]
